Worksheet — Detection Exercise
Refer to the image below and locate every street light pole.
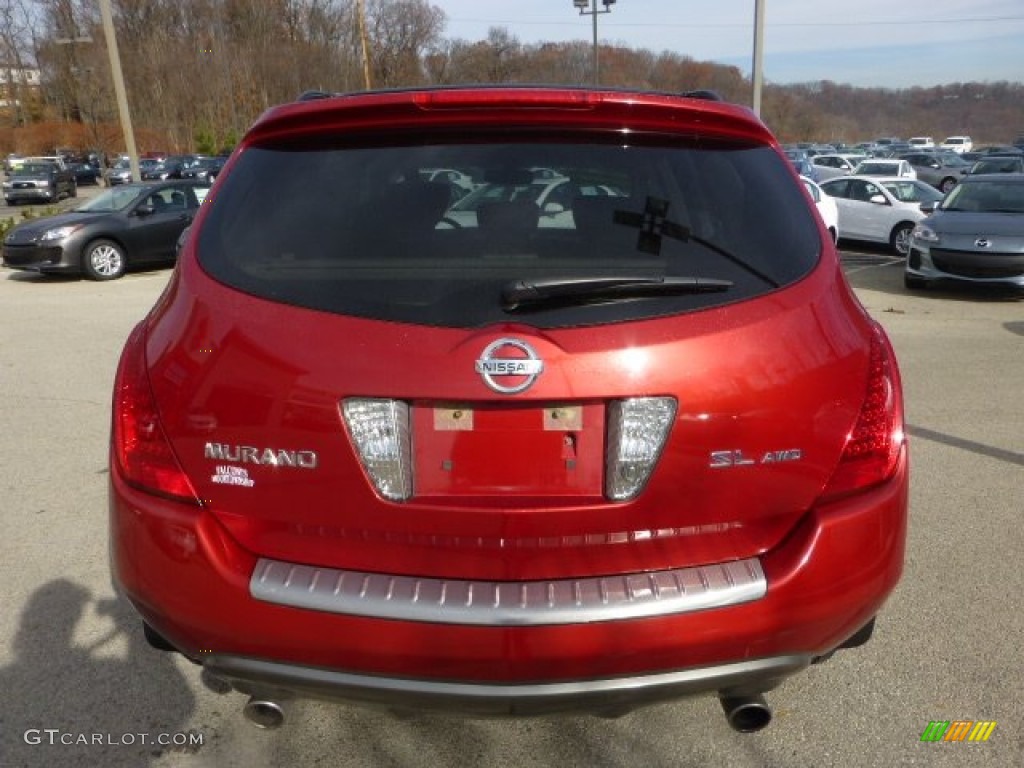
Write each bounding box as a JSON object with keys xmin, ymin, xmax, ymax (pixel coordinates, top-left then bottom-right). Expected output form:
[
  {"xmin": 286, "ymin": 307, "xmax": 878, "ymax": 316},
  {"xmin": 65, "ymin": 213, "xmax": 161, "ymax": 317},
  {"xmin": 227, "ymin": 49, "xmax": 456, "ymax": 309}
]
[
  {"xmin": 751, "ymin": 0, "xmax": 766, "ymax": 117},
  {"xmin": 573, "ymin": 0, "xmax": 616, "ymax": 86}
]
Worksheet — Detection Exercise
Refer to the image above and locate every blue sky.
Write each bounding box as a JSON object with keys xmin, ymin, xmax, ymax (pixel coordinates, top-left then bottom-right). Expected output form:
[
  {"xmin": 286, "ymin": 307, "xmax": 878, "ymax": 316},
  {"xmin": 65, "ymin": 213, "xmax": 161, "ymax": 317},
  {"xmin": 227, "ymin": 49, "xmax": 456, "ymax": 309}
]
[{"xmin": 434, "ymin": 0, "xmax": 1024, "ymax": 88}]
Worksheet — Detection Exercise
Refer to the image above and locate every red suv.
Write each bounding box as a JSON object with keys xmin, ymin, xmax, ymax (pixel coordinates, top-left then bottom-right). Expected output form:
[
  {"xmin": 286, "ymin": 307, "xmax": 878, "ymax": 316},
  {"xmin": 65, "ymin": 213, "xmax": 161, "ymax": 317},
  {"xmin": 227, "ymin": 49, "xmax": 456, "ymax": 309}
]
[{"xmin": 110, "ymin": 87, "xmax": 908, "ymax": 732}]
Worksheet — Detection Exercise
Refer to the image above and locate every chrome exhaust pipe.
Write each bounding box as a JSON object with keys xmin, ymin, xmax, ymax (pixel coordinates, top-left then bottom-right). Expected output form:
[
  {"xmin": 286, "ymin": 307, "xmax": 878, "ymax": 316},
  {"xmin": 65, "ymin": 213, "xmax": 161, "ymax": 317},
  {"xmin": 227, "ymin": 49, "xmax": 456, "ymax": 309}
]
[
  {"xmin": 242, "ymin": 697, "xmax": 286, "ymax": 729},
  {"xmin": 719, "ymin": 693, "xmax": 772, "ymax": 733}
]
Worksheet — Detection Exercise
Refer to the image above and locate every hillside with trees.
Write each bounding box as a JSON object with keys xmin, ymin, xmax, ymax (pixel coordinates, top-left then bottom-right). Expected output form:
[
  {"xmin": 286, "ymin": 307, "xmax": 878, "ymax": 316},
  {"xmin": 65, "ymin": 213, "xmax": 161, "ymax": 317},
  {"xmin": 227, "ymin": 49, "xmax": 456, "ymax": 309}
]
[{"xmin": 2, "ymin": 0, "xmax": 1021, "ymax": 155}]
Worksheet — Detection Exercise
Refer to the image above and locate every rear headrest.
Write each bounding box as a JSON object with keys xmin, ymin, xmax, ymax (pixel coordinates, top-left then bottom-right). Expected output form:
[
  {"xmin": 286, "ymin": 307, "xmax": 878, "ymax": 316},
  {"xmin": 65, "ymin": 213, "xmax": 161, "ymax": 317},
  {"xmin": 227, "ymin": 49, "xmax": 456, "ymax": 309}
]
[
  {"xmin": 571, "ymin": 195, "xmax": 624, "ymax": 234},
  {"xmin": 477, "ymin": 199, "xmax": 540, "ymax": 232},
  {"xmin": 383, "ymin": 181, "xmax": 451, "ymax": 231}
]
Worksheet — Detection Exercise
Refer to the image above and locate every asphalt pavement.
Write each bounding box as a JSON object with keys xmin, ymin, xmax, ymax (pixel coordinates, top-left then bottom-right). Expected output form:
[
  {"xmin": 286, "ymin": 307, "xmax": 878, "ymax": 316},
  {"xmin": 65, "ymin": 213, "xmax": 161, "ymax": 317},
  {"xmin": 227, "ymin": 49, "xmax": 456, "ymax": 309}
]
[{"xmin": 0, "ymin": 245, "xmax": 1021, "ymax": 768}]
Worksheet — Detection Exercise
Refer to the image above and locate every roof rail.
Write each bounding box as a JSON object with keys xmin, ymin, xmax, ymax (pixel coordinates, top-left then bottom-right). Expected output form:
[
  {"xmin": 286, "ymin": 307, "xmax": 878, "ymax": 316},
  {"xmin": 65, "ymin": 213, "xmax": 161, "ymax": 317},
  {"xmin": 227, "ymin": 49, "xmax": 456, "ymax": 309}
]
[
  {"xmin": 297, "ymin": 90, "xmax": 334, "ymax": 102},
  {"xmin": 682, "ymin": 90, "xmax": 723, "ymax": 102}
]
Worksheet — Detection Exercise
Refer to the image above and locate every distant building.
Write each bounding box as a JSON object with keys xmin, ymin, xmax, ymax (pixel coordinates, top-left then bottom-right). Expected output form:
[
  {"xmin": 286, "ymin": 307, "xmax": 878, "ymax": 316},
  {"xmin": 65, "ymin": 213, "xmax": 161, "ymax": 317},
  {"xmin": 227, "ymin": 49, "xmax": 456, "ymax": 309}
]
[{"xmin": 0, "ymin": 66, "xmax": 41, "ymax": 108}]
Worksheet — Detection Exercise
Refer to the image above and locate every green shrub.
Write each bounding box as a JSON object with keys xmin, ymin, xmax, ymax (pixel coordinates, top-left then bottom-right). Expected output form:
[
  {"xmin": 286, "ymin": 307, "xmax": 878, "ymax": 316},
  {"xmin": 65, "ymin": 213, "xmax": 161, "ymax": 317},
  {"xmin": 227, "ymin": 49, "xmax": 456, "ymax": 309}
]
[{"xmin": 0, "ymin": 205, "xmax": 61, "ymax": 238}]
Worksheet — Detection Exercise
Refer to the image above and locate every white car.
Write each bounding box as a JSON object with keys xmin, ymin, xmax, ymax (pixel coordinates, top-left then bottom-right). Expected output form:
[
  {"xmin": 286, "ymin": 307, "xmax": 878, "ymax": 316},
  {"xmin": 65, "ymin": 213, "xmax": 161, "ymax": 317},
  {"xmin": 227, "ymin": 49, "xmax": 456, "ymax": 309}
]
[
  {"xmin": 819, "ymin": 175, "xmax": 943, "ymax": 255},
  {"xmin": 907, "ymin": 137, "xmax": 935, "ymax": 149},
  {"xmin": 940, "ymin": 136, "xmax": 973, "ymax": 154},
  {"xmin": 418, "ymin": 168, "xmax": 479, "ymax": 201},
  {"xmin": 853, "ymin": 159, "xmax": 917, "ymax": 180},
  {"xmin": 801, "ymin": 176, "xmax": 838, "ymax": 243},
  {"xmin": 420, "ymin": 168, "xmax": 477, "ymax": 191},
  {"xmin": 444, "ymin": 177, "xmax": 622, "ymax": 228}
]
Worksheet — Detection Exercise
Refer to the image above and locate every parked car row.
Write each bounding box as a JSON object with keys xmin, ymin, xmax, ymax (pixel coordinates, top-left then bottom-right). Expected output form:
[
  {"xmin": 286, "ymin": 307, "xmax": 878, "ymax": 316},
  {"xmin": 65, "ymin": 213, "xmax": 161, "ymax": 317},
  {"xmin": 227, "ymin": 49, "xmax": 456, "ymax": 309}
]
[
  {"xmin": 105, "ymin": 154, "xmax": 228, "ymax": 186},
  {"xmin": 5, "ymin": 150, "xmax": 103, "ymax": 174},
  {"xmin": 7, "ymin": 128, "xmax": 1019, "ymax": 303},
  {"xmin": 783, "ymin": 136, "xmax": 1024, "ymax": 163},
  {"xmin": 808, "ymin": 163, "xmax": 1024, "ymax": 296},
  {"xmin": 801, "ymin": 144, "xmax": 1021, "ymax": 195}
]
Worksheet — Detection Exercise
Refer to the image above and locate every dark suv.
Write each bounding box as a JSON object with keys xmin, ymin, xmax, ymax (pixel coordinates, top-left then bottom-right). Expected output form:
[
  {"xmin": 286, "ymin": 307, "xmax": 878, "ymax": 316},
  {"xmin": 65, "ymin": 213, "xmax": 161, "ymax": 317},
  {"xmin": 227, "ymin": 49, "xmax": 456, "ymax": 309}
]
[{"xmin": 109, "ymin": 87, "xmax": 908, "ymax": 731}]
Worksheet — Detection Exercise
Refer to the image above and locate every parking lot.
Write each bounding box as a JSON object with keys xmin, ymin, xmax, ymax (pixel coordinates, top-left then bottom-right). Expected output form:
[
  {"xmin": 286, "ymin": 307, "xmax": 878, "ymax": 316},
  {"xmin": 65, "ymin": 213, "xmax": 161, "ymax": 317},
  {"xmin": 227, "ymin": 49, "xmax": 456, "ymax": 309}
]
[{"xmin": 1, "ymin": 234, "xmax": 1021, "ymax": 766}]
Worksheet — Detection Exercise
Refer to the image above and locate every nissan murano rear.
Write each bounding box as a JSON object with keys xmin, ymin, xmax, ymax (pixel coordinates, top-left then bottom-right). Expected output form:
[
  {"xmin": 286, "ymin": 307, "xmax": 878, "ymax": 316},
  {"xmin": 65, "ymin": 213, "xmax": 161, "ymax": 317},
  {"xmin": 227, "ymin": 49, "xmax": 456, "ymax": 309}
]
[{"xmin": 110, "ymin": 87, "xmax": 908, "ymax": 731}]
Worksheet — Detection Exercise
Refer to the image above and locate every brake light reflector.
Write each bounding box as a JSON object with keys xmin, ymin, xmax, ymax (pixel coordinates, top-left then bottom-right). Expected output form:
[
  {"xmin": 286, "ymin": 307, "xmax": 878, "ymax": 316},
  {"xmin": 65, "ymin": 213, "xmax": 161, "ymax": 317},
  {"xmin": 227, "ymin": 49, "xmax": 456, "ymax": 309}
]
[
  {"xmin": 112, "ymin": 323, "xmax": 199, "ymax": 504},
  {"xmin": 605, "ymin": 397, "xmax": 677, "ymax": 500},
  {"xmin": 820, "ymin": 325, "xmax": 906, "ymax": 502},
  {"xmin": 341, "ymin": 398, "xmax": 413, "ymax": 501}
]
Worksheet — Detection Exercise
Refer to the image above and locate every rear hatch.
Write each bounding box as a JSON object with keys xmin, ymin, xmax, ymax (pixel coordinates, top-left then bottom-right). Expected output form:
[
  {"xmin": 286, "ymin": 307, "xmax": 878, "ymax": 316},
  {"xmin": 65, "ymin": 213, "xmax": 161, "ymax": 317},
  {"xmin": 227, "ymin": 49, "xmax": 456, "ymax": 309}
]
[{"xmin": 146, "ymin": 89, "xmax": 877, "ymax": 581}]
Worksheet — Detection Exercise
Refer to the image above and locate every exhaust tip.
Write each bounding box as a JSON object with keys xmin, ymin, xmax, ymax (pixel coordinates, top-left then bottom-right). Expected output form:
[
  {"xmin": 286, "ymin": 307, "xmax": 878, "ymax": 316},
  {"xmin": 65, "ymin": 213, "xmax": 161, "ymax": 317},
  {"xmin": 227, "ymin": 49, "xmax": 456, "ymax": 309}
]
[
  {"xmin": 243, "ymin": 698, "xmax": 285, "ymax": 729},
  {"xmin": 719, "ymin": 694, "xmax": 772, "ymax": 733}
]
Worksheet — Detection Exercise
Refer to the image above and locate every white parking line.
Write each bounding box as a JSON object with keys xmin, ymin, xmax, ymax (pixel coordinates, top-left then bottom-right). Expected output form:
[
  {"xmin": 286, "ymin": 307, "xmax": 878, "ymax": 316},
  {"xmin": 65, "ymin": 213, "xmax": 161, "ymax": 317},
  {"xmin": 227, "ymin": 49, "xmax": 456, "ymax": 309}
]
[{"xmin": 842, "ymin": 261, "xmax": 904, "ymax": 275}]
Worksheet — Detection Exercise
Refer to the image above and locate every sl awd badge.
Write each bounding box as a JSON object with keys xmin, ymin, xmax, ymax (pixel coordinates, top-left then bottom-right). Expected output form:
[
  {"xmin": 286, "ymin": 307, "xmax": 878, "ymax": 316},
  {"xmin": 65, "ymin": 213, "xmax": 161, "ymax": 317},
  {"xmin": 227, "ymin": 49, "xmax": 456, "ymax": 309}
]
[
  {"xmin": 475, "ymin": 338, "xmax": 544, "ymax": 394},
  {"xmin": 710, "ymin": 449, "xmax": 803, "ymax": 468}
]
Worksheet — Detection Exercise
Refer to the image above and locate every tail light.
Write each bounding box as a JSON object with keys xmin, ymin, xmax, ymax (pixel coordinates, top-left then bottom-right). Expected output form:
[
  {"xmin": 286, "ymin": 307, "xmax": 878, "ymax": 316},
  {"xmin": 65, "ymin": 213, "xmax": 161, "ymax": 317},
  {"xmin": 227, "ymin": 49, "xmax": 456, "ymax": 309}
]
[
  {"xmin": 112, "ymin": 323, "xmax": 199, "ymax": 504},
  {"xmin": 605, "ymin": 397, "xmax": 677, "ymax": 500},
  {"xmin": 341, "ymin": 398, "xmax": 413, "ymax": 501},
  {"xmin": 819, "ymin": 324, "xmax": 906, "ymax": 502}
]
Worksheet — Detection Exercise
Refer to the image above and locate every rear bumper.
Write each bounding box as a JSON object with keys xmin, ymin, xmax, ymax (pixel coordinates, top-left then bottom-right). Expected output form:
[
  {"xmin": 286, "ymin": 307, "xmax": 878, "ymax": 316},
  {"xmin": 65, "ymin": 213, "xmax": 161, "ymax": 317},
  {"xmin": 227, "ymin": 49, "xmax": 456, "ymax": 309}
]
[
  {"xmin": 203, "ymin": 653, "xmax": 810, "ymax": 716},
  {"xmin": 110, "ymin": 450, "xmax": 907, "ymax": 711}
]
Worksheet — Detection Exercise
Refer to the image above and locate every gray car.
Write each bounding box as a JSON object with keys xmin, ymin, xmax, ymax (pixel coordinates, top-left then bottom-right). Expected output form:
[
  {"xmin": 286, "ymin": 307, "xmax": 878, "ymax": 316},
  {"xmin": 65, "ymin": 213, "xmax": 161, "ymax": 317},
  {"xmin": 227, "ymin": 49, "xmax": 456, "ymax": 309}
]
[
  {"xmin": 899, "ymin": 152, "xmax": 971, "ymax": 193},
  {"xmin": 2, "ymin": 161, "xmax": 77, "ymax": 204},
  {"xmin": 1, "ymin": 181, "xmax": 210, "ymax": 280},
  {"xmin": 810, "ymin": 153, "xmax": 866, "ymax": 181},
  {"xmin": 906, "ymin": 173, "xmax": 1024, "ymax": 292},
  {"xmin": 967, "ymin": 155, "xmax": 1024, "ymax": 175}
]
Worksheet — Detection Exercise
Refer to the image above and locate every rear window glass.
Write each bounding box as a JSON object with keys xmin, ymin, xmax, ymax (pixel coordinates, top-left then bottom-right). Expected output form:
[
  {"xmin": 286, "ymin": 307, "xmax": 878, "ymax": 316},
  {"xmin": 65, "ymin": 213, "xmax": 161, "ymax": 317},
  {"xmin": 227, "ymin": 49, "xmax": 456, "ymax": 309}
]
[{"xmin": 196, "ymin": 137, "xmax": 821, "ymax": 329}]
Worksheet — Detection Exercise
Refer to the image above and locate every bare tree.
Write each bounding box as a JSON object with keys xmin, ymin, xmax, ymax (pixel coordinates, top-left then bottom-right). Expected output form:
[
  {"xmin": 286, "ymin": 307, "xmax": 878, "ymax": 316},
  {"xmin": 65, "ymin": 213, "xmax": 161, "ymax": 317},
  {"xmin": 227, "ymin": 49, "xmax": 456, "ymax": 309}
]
[
  {"xmin": 7, "ymin": 0, "xmax": 1023, "ymax": 156},
  {"xmin": 426, "ymin": 28, "xmax": 523, "ymax": 86},
  {"xmin": 0, "ymin": 0, "xmax": 40, "ymax": 131},
  {"xmin": 364, "ymin": 0, "xmax": 443, "ymax": 87}
]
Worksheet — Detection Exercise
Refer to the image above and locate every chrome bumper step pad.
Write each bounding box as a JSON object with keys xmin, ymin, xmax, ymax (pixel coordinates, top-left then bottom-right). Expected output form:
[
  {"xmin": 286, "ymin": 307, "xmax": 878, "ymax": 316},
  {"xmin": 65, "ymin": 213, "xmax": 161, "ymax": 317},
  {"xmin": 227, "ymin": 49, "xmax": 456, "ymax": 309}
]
[{"xmin": 250, "ymin": 556, "xmax": 766, "ymax": 626}]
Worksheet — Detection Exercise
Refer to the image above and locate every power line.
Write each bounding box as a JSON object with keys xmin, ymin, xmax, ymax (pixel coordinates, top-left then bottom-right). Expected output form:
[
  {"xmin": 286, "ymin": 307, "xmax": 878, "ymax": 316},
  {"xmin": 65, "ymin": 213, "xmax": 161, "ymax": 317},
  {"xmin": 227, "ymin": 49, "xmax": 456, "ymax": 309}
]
[{"xmin": 446, "ymin": 15, "xmax": 1024, "ymax": 31}]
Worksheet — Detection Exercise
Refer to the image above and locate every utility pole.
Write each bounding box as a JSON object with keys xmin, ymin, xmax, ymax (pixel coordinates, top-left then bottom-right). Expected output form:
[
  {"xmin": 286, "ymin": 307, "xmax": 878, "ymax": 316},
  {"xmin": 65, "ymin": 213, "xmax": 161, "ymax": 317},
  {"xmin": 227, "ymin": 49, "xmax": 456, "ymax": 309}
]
[
  {"xmin": 356, "ymin": 0, "xmax": 372, "ymax": 89},
  {"xmin": 98, "ymin": 0, "xmax": 140, "ymax": 182}
]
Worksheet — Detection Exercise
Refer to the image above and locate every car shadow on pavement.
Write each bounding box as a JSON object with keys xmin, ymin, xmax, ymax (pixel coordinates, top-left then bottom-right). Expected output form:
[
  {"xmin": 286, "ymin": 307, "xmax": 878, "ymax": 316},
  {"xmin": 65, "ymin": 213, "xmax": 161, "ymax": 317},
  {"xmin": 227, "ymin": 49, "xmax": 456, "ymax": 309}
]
[
  {"xmin": 0, "ymin": 579, "xmax": 200, "ymax": 766},
  {"xmin": 904, "ymin": 283, "xmax": 1024, "ymax": 303},
  {"xmin": 2, "ymin": 271, "xmax": 79, "ymax": 284},
  {"xmin": 839, "ymin": 246, "xmax": 1024, "ymax": 303},
  {"xmin": 846, "ymin": 265, "xmax": 1024, "ymax": 303}
]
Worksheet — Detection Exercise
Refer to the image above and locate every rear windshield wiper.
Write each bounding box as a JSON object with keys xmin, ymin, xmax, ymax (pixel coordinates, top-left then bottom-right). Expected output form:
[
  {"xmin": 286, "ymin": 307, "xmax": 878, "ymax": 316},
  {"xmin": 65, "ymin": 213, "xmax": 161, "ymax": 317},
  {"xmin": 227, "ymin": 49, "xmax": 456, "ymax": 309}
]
[{"xmin": 501, "ymin": 275, "xmax": 732, "ymax": 312}]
